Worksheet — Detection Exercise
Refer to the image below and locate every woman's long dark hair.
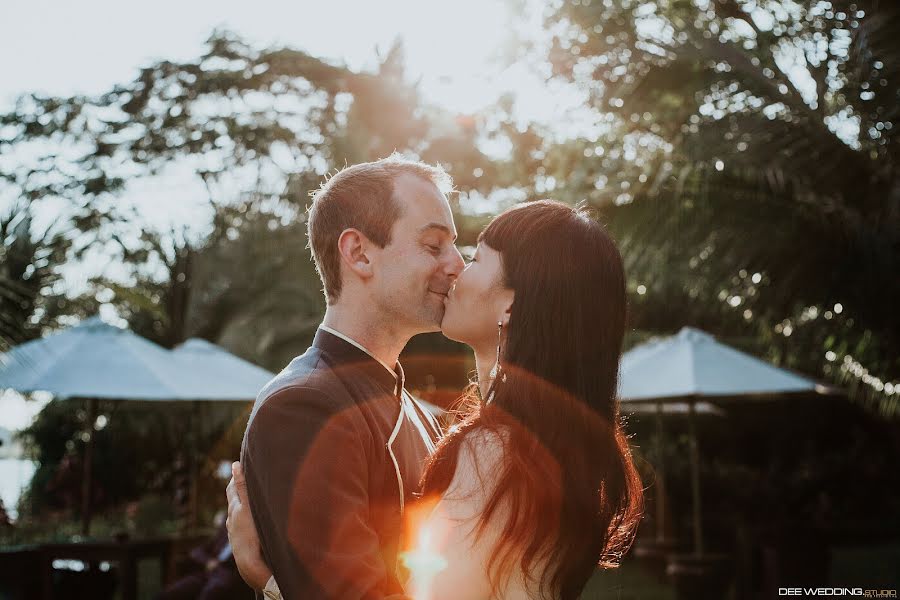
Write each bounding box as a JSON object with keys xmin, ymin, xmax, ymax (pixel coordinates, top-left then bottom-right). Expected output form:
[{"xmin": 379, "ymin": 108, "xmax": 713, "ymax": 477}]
[{"xmin": 420, "ymin": 200, "xmax": 644, "ymax": 600}]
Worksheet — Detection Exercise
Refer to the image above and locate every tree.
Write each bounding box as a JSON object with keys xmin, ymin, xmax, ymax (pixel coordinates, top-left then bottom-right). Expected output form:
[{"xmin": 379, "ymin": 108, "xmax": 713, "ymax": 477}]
[
  {"xmin": 530, "ymin": 0, "xmax": 900, "ymax": 416},
  {"xmin": 0, "ymin": 202, "xmax": 94, "ymax": 350}
]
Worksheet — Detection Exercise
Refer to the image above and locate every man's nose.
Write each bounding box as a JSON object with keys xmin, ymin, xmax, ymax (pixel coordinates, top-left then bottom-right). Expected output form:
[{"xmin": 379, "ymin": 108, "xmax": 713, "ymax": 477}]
[{"xmin": 446, "ymin": 245, "xmax": 465, "ymax": 277}]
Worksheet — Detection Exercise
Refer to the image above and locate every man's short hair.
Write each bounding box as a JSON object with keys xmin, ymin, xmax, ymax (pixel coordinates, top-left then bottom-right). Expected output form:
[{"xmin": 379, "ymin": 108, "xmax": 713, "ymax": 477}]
[{"xmin": 307, "ymin": 154, "xmax": 452, "ymax": 303}]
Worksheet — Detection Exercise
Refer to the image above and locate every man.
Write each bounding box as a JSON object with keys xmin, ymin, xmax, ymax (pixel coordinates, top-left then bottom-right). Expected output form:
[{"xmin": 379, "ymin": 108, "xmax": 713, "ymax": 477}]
[{"xmin": 236, "ymin": 156, "xmax": 465, "ymax": 599}]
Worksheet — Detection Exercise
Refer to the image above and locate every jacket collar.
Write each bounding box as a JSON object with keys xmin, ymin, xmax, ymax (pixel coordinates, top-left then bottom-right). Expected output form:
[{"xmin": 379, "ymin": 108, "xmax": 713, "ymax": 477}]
[{"xmin": 313, "ymin": 327, "xmax": 405, "ymax": 397}]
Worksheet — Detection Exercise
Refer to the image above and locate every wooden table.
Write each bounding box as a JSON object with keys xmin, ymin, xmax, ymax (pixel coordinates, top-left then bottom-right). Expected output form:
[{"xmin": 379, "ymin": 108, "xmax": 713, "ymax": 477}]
[{"xmin": 0, "ymin": 534, "xmax": 209, "ymax": 600}]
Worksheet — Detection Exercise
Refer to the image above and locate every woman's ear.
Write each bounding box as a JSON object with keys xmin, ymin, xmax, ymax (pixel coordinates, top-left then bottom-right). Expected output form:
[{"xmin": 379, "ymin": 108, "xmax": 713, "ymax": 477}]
[
  {"xmin": 499, "ymin": 290, "xmax": 514, "ymax": 327},
  {"xmin": 337, "ymin": 228, "xmax": 374, "ymax": 280}
]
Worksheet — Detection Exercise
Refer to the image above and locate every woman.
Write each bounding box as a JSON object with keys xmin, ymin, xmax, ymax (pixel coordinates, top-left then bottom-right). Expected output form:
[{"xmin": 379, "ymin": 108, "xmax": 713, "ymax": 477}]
[{"xmin": 227, "ymin": 200, "xmax": 644, "ymax": 600}]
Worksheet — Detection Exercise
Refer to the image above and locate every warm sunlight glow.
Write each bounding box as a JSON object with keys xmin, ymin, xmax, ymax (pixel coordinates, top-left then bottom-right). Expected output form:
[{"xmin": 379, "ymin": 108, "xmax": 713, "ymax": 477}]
[
  {"xmin": 386, "ymin": 0, "xmax": 518, "ymax": 114},
  {"xmin": 400, "ymin": 497, "xmax": 449, "ymax": 600}
]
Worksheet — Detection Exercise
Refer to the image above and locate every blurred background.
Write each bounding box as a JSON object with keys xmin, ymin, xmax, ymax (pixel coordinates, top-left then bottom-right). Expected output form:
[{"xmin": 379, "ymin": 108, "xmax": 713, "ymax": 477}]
[{"xmin": 0, "ymin": 0, "xmax": 898, "ymax": 598}]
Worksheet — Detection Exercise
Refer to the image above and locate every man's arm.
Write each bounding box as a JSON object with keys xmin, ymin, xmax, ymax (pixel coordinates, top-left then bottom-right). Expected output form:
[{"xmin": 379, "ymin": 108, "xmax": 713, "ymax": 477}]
[{"xmin": 242, "ymin": 386, "xmax": 404, "ymax": 600}]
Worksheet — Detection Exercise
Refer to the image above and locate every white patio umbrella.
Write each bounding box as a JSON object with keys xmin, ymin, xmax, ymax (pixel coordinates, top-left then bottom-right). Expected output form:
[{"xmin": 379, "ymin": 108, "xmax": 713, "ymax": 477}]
[
  {"xmin": 620, "ymin": 327, "xmax": 834, "ymax": 401},
  {"xmin": 0, "ymin": 317, "xmax": 272, "ymax": 534},
  {"xmin": 171, "ymin": 338, "xmax": 274, "ymax": 400},
  {"xmin": 619, "ymin": 327, "xmax": 840, "ymax": 556},
  {"xmin": 0, "ymin": 317, "xmax": 216, "ymax": 401}
]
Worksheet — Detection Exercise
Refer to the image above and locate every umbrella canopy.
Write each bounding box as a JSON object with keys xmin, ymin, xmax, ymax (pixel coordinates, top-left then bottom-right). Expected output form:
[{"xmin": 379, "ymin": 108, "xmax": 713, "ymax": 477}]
[
  {"xmin": 620, "ymin": 326, "xmax": 833, "ymax": 402},
  {"xmin": 618, "ymin": 326, "xmax": 841, "ymax": 557},
  {"xmin": 172, "ymin": 338, "xmax": 274, "ymax": 401},
  {"xmin": 0, "ymin": 317, "xmax": 275, "ymax": 535},
  {"xmin": 0, "ymin": 317, "xmax": 266, "ymax": 401}
]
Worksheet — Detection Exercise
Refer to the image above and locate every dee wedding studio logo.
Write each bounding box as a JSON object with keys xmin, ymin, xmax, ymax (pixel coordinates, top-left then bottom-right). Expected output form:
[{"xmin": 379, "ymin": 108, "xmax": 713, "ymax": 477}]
[{"xmin": 778, "ymin": 588, "xmax": 897, "ymax": 597}]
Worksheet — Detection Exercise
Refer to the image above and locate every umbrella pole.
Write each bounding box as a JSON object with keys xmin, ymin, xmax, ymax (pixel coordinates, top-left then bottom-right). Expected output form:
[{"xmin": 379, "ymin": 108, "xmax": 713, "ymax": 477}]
[
  {"xmin": 655, "ymin": 402, "xmax": 667, "ymax": 542},
  {"xmin": 81, "ymin": 397, "xmax": 97, "ymax": 536},
  {"xmin": 687, "ymin": 399, "xmax": 704, "ymax": 556},
  {"xmin": 190, "ymin": 401, "xmax": 198, "ymax": 530}
]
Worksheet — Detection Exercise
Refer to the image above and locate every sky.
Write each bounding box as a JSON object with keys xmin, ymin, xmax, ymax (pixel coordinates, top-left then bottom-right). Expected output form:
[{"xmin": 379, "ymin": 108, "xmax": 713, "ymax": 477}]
[{"xmin": 2, "ymin": 0, "xmax": 544, "ymax": 115}]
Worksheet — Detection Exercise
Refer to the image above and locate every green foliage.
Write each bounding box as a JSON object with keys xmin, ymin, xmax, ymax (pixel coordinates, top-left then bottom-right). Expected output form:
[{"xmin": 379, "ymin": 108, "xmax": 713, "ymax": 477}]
[
  {"xmin": 16, "ymin": 398, "xmax": 248, "ymax": 527},
  {"xmin": 0, "ymin": 495, "xmax": 185, "ymax": 547},
  {"xmin": 534, "ymin": 0, "xmax": 900, "ymax": 416},
  {"xmin": 185, "ymin": 208, "xmax": 326, "ymax": 369},
  {"xmin": 0, "ymin": 202, "xmax": 89, "ymax": 349}
]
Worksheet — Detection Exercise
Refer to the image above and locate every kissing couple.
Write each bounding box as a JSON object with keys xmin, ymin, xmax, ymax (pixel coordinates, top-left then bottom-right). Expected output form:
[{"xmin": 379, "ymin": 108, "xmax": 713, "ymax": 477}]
[{"xmin": 225, "ymin": 155, "xmax": 644, "ymax": 600}]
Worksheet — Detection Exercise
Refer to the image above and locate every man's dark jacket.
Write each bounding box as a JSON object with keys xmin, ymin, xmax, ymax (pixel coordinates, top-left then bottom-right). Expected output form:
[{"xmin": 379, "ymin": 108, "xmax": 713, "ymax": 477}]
[{"xmin": 241, "ymin": 328, "xmax": 442, "ymax": 600}]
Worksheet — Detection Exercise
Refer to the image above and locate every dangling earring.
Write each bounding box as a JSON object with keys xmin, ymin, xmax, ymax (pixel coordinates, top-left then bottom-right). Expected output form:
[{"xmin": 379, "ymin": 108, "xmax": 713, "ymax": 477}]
[
  {"xmin": 486, "ymin": 321, "xmax": 504, "ymax": 405},
  {"xmin": 488, "ymin": 321, "xmax": 506, "ymax": 383}
]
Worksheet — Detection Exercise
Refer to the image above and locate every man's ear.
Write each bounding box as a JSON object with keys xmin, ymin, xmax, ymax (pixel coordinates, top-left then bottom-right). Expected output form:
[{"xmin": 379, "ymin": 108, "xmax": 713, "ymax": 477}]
[{"xmin": 337, "ymin": 229, "xmax": 374, "ymax": 281}]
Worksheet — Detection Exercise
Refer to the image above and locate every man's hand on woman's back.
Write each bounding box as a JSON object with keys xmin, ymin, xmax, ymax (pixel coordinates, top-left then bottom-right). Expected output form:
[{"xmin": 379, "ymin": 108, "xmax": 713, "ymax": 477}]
[{"xmin": 226, "ymin": 461, "xmax": 273, "ymax": 591}]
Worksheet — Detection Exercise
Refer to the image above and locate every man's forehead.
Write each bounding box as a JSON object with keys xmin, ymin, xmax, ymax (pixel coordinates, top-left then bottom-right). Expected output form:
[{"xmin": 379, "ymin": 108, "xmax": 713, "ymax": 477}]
[{"xmin": 393, "ymin": 173, "xmax": 456, "ymax": 234}]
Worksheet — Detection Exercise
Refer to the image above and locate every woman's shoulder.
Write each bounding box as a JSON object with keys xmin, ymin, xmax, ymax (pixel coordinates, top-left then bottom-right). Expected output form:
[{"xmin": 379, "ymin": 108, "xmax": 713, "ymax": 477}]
[
  {"xmin": 443, "ymin": 425, "xmax": 510, "ymax": 503},
  {"xmin": 428, "ymin": 426, "xmax": 547, "ymax": 599},
  {"xmin": 461, "ymin": 424, "xmax": 508, "ymax": 453}
]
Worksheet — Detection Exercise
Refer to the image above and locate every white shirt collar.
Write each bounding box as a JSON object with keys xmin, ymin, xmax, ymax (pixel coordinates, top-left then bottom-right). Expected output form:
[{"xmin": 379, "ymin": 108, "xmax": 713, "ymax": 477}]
[{"xmin": 319, "ymin": 325, "xmax": 400, "ymax": 382}]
